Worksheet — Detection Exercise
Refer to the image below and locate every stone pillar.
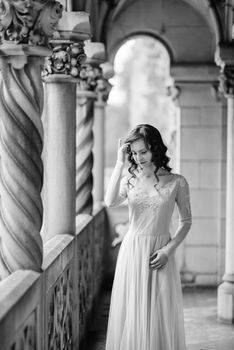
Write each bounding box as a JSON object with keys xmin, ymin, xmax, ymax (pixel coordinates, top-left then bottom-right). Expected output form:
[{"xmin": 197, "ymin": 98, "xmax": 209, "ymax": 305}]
[
  {"xmin": 93, "ymin": 92, "xmax": 106, "ymax": 203},
  {"xmin": 93, "ymin": 64, "xmax": 113, "ymax": 202},
  {"xmin": 42, "ymin": 12, "xmax": 90, "ymax": 241},
  {"xmin": 0, "ymin": 0, "xmax": 63, "ymax": 279},
  {"xmin": 76, "ymin": 42, "xmax": 105, "ymax": 214},
  {"xmin": 216, "ymin": 44, "xmax": 234, "ymax": 323}
]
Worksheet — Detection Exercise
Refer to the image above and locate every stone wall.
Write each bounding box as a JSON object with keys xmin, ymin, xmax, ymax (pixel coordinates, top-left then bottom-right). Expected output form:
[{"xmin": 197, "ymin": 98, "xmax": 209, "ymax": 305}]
[{"xmin": 179, "ymin": 84, "xmax": 227, "ymax": 285}]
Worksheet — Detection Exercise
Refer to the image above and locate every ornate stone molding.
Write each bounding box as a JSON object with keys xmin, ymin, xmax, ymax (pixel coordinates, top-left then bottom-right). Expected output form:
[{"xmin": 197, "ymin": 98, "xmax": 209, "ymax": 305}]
[{"xmin": 0, "ymin": 0, "xmax": 63, "ymax": 46}]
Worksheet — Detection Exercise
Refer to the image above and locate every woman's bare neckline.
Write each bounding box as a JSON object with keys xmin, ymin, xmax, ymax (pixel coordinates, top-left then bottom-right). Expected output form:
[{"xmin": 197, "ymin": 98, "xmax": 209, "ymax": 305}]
[
  {"xmin": 138, "ymin": 168, "xmax": 172, "ymax": 178},
  {"xmin": 133, "ymin": 170, "xmax": 175, "ymax": 194}
]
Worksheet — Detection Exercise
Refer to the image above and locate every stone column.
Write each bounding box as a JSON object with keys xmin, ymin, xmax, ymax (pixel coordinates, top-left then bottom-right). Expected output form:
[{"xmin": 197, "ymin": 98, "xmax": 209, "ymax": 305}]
[
  {"xmin": 216, "ymin": 44, "xmax": 234, "ymax": 322},
  {"xmin": 0, "ymin": 0, "xmax": 63, "ymax": 279},
  {"xmin": 42, "ymin": 12, "xmax": 90, "ymax": 241},
  {"xmin": 93, "ymin": 91, "xmax": 106, "ymax": 203},
  {"xmin": 76, "ymin": 42, "xmax": 105, "ymax": 214},
  {"xmin": 93, "ymin": 64, "xmax": 113, "ymax": 203}
]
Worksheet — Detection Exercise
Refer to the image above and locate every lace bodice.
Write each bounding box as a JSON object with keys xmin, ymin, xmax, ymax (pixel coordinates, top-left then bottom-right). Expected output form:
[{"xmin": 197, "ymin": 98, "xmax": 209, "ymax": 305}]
[{"xmin": 117, "ymin": 173, "xmax": 192, "ymax": 237}]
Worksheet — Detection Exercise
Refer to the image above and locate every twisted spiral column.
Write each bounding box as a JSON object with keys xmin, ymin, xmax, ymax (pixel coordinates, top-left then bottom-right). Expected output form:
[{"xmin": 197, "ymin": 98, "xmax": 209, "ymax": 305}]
[
  {"xmin": 0, "ymin": 55, "xmax": 45, "ymax": 278},
  {"xmin": 76, "ymin": 91, "xmax": 96, "ymax": 215}
]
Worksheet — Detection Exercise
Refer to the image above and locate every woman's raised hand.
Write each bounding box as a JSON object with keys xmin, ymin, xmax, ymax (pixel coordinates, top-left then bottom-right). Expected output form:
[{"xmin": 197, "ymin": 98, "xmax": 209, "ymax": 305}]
[{"xmin": 117, "ymin": 139, "xmax": 130, "ymax": 164}]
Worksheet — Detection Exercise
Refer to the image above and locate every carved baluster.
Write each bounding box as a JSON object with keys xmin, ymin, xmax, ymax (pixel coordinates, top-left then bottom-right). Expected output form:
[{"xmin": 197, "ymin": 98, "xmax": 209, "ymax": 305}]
[{"xmin": 0, "ymin": 0, "xmax": 63, "ymax": 279}]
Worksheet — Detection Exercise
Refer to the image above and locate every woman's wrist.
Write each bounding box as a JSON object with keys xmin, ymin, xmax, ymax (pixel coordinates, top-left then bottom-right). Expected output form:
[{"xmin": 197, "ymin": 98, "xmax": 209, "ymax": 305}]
[
  {"xmin": 116, "ymin": 160, "xmax": 125, "ymax": 167},
  {"xmin": 160, "ymin": 245, "xmax": 170, "ymax": 257}
]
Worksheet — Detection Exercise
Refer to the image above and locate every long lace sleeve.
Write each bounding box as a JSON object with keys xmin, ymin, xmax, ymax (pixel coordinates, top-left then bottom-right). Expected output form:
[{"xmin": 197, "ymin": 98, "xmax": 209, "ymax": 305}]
[
  {"xmin": 104, "ymin": 162, "xmax": 128, "ymax": 207},
  {"xmin": 176, "ymin": 176, "xmax": 192, "ymax": 225},
  {"xmin": 161, "ymin": 175, "xmax": 192, "ymax": 257}
]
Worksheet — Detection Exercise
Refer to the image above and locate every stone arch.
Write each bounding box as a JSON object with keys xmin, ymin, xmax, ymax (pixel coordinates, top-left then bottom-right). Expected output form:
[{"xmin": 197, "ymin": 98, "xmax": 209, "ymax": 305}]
[
  {"xmin": 108, "ymin": 31, "xmax": 174, "ymax": 66},
  {"xmin": 103, "ymin": 0, "xmax": 221, "ymax": 64},
  {"xmin": 107, "ymin": 34, "xmax": 179, "ymax": 171},
  {"xmin": 182, "ymin": 0, "xmax": 222, "ymax": 42}
]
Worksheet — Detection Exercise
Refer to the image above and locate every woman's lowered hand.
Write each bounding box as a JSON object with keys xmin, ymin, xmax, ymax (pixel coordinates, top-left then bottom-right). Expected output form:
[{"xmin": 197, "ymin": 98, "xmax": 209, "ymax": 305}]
[{"xmin": 149, "ymin": 249, "xmax": 168, "ymax": 270}]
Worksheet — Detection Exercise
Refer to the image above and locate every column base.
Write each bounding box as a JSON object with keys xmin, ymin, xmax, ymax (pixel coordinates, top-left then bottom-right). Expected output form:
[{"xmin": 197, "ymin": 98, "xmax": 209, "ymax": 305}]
[{"xmin": 218, "ymin": 281, "xmax": 234, "ymax": 323}]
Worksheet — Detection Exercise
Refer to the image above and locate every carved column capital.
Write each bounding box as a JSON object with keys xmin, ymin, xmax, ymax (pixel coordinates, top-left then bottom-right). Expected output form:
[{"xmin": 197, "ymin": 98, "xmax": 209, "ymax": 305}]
[
  {"xmin": 218, "ymin": 65, "xmax": 234, "ymax": 97},
  {"xmin": 78, "ymin": 63, "xmax": 102, "ymax": 91},
  {"xmin": 77, "ymin": 41, "xmax": 108, "ymax": 97},
  {"xmin": 215, "ymin": 43, "xmax": 234, "ymax": 97},
  {"xmin": 43, "ymin": 42, "xmax": 86, "ymax": 79},
  {"xmin": 96, "ymin": 77, "xmax": 112, "ymax": 104},
  {"xmin": 42, "ymin": 11, "xmax": 90, "ymax": 82},
  {"xmin": 167, "ymin": 85, "xmax": 181, "ymax": 102},
  {"xmin": 96, "ymin": 61, "xmax": 114, "ymax": 104}
]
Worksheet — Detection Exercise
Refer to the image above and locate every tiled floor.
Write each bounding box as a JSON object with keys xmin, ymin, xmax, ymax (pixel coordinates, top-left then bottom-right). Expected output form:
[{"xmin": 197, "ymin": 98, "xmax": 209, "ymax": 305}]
[
  {"xmin": 183, "ymin": 287, "xmax": 234, "ymax": 350},
  {"xmin": 82, "ymin": 283, "xmax": 234, "ymax": 350}
]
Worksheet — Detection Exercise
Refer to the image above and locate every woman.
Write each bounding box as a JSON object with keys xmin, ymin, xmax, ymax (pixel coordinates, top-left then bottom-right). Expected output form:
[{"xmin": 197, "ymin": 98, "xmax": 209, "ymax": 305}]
[{"xmin": 105, "ymin": 124, "xmax": 192, "ymax": 350}]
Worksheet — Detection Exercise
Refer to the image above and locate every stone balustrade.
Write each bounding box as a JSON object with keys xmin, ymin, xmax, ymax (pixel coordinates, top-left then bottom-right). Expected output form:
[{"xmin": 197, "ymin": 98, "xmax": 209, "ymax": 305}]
[{"xmin": 0, "ymin": 206, "xmax": 106, "ymax": 350}]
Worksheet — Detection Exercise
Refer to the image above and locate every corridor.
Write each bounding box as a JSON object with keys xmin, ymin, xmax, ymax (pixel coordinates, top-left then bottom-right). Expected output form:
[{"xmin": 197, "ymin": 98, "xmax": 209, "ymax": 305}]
[
  {"xmin": 82, "ymin": 281, "xmax": 234, "ymax": 350},
  {"xmin": 1, "ymin": 2, "xmax": 234, "ymax": 349}
]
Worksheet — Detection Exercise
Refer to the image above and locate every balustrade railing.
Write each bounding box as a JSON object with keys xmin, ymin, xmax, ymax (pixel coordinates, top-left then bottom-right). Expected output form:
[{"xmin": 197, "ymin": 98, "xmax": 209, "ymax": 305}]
[{"xmin": 0, "ymin": 206, "xmax": 106, "ymax": 350}]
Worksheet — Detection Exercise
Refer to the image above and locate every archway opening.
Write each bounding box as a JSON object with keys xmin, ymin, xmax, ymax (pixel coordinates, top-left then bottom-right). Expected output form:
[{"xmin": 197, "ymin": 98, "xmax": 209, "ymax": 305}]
[{"xmin": 105, "ymin": 35, "xmax": 179, "ymax": 180}]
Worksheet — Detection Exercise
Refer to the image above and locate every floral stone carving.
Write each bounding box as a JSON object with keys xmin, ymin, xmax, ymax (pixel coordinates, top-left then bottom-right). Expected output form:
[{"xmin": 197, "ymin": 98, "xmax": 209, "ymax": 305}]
[
  {"xmin": 0, "ymin": 0, "xmax": 63, "ymax": 46},
  {"xmin": 43, "ymin": 42, "xmax": 86, "ymax": 77},
  {"xmin": 219, "ymin": 66, "xmax": 234, "ymax": 96},
  {"xmin": 78, "ymin": 63, "xmax": 103, "ymax": 91}
]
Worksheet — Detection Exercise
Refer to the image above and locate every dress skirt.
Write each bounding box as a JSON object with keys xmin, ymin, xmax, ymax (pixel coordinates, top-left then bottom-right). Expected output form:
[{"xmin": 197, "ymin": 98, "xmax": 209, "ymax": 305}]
[{"xmin": 105, "ymin": 231, "xmax": 186, "ymax": 350}]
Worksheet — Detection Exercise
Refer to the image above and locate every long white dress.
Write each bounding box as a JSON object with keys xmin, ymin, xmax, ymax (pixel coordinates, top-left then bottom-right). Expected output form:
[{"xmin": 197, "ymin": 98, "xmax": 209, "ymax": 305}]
[{"xmin": 105, "ymin": 173, "xmax": 192, "ymax": 350}]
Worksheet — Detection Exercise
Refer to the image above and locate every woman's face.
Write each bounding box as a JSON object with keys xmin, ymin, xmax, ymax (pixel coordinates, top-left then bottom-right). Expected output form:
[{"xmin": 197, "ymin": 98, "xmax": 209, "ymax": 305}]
[{"xmin": 130, "ymin": 138, "xmax": 153, "ymax": 167}]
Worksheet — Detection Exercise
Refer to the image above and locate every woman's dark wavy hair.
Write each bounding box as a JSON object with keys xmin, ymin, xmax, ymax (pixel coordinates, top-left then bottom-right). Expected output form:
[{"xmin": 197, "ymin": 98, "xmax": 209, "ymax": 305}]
[{"xmin": 124, "ymin": 124, "xmax": 172, "ymax": 186}]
